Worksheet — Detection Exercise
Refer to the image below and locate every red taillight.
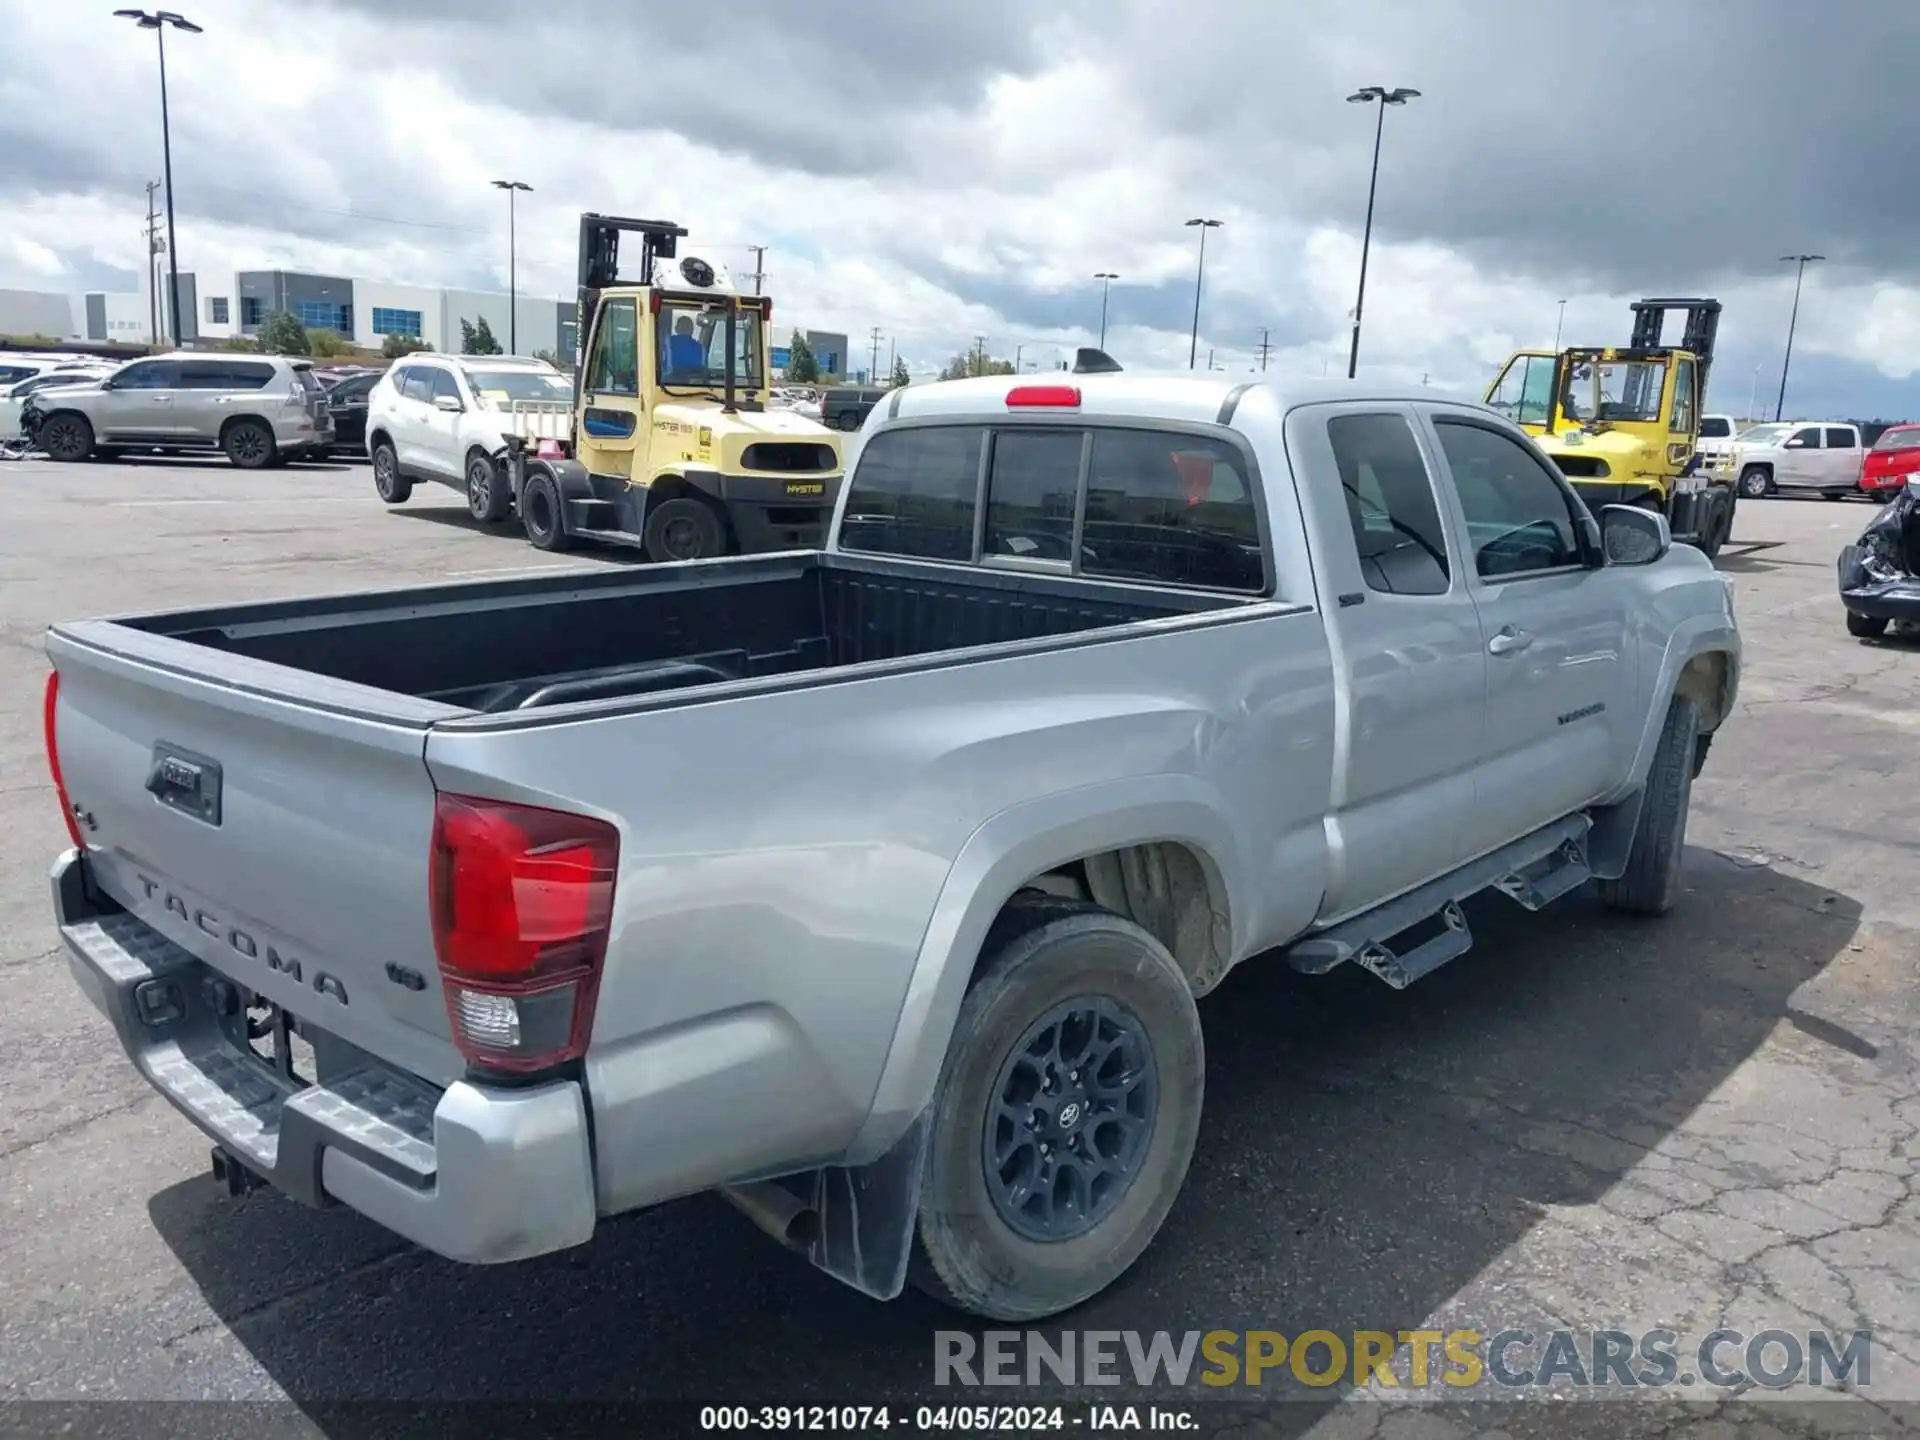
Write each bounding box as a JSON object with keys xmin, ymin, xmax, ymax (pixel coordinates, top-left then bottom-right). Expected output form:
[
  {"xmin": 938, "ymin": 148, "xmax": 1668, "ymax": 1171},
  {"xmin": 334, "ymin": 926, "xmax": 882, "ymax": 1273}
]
[
  {"xmin": 1006, "ymin": 385, "xmax": 1081, "ymax": 408},
  {"xmin": 429, "ymin": 793, "xmax": 619, "ymax": 1075},
  {"xmin": 43, "ymin": 671, "xmax": 83, "ymax": 850}
]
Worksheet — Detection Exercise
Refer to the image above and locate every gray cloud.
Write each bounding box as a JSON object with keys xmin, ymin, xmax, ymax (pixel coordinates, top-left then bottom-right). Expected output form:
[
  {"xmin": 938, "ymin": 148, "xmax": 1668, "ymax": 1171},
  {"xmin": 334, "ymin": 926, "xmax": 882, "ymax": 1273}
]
[{"xmin": 1084, "ymin": 0, "xmax": 1920, "ymax": 289}]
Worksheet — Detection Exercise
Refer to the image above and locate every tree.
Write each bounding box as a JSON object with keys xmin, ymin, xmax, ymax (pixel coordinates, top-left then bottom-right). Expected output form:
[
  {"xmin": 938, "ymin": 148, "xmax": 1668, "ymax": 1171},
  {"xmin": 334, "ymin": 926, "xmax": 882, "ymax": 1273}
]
[
  {"xmin": 890, "ymin": 355, "xmax": 910, "ymax": 388},
  {"xmin": 784, "ymin": 330, "xmax": 819, "ymax": 384},
  {"xmin": 381, "ymin": 332, "xmax": 429, "ymax": 360},
  {"xmin": 255, "ymin": 309, "xmax": 309, "ymax": 356},
  {"xmin": 939, "ymin": 351, "xmax": 1016, "ymax": 380},
  {"xmin": 460, "ymin": 316, "xmax": 503, "ymax": 355}
]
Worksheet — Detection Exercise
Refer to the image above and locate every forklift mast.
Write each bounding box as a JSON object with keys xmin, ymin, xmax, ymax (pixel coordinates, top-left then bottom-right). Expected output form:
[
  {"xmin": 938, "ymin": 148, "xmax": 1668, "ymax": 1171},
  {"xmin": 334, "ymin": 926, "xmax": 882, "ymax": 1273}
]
[
  {"xmin": 573, "ymin": 214, "xmax": 690, "ymax": 399},
  {"xmin": 1628, "ymin": 297, "xmax": 1721, "ymax": 397}
]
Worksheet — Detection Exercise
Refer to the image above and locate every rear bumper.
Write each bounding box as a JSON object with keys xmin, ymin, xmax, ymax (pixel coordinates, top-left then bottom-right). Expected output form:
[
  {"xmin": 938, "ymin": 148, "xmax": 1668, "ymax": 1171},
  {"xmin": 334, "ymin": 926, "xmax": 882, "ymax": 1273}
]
[
  {"xmin": 1840, "ymin": 584, "xmax": 1920, "ymax": 622},
  {"xmin": 52, "ymin": 848, "xmax": 595, "ymax": 1264}
]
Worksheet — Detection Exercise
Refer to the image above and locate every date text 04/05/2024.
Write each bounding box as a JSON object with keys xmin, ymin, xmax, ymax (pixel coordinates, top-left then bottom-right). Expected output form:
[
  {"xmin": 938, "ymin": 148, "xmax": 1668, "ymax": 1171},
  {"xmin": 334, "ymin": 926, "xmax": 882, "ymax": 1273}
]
[{"xmin": 697, "ymin": 1405, "xmax": 1196, "ymax": 1431}]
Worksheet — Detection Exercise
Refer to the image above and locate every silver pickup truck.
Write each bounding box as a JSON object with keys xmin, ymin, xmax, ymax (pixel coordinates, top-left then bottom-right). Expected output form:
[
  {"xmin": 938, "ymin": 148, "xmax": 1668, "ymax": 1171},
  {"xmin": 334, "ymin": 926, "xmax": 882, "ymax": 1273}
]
[{"xmin": 45, "ymin": 359, "xmax": 1740, "ymax": 1322}]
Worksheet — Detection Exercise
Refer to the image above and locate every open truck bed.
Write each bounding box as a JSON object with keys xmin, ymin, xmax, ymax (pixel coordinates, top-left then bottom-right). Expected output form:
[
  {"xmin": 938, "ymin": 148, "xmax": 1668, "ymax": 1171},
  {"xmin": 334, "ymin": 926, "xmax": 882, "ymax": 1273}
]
[{"xmin": 85, "ymin": 551, "xmax": 1243, "ymax": 721}]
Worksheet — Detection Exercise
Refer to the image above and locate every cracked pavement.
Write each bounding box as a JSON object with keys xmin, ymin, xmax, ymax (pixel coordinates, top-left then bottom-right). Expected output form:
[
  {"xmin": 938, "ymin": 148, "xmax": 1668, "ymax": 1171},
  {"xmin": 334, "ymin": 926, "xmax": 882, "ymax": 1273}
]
[{"xmin": 0, "ymin": 464, "xmax": 1916, "ymax": 1437}]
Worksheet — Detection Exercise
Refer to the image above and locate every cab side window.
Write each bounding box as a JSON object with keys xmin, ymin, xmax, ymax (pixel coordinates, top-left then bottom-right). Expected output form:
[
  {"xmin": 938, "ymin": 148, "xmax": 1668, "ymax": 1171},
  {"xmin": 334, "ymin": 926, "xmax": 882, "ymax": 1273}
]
[
  {"xmin": 1328, "ymin": 413, "xmax": 1451, "ymax": 596},
  {"xmin": 113, "ymin": 360, "xmax": 181, "ymax": 390},
  {"xmin": 1825, "ymin": 427, "xmax": 1858, "ymax": 450},
  {"xmin": 587, "ymin": 298, "xmax": 639, "ymax": 396},
  {"xmin": 400, "ymin": 367, "xmax": 436, "ymax": 403},
  {"xmin": 1669, "ymin": 358, "xmax": 1696, "ymax": 433},
  {"xmin": 1787, "ymin": 426, "xmax": 1822, "ymax": 449},
  {"xmin": 1433, "ymin": 418, "xmax": 1587, "ymax": 578},
  {"xmin": 431, "ymin": 369, "xmax": 464, "ymax": 406}
]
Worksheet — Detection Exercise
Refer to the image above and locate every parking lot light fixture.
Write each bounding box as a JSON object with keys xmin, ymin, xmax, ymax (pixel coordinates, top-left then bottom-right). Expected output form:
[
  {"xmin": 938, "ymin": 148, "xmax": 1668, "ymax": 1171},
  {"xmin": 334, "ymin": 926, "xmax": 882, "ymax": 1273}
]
[
  {"xmin": 492, "ymin": 181, "xmax": 534, "ymax": 355},
  {"xmin": 1094, "ymin": 272, "xmax": 1119, "ymax": 350},
  {"xmin": 115, "ymin": 9, "xmax": 201, "ymax": 349},
  {"xmin": 1774, "ymin": 254, "xmax": 1824, "ymax": 422},
  {"xmin": 1344, "ymin": 85, "xmax": 1420, "ymax": 379},
  {"xmin": 1184, "ymin": 221, "xmax": 1222, "ymax": 369}
]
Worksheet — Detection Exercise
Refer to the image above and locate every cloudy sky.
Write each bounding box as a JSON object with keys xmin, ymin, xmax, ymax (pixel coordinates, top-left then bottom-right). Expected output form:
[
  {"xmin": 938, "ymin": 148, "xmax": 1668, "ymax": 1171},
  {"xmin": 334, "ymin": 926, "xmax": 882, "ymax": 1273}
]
[{"xmin": 4, "ymin": 0, "xmax": 1917, "ymax": 417}]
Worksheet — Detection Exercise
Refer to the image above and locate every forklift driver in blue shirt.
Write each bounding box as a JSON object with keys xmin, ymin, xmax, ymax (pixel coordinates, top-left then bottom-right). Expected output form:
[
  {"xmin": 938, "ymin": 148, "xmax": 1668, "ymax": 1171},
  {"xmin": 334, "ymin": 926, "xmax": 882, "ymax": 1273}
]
[{"xmin": 665, "ymin": 315, "xmax": 707, "ymax": 376}]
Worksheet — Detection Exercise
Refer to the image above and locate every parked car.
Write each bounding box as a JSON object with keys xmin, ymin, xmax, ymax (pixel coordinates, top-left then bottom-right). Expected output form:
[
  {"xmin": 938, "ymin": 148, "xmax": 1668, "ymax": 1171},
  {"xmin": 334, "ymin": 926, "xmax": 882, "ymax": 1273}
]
[
  {"xmin": 821, "ymin": 384, "xmax": 887, "ymax": 431},
  {"xmin": 1838, "ymin": 476, "xmax": 1920, "ymax": 636},
  {"xmin": 322, "ymin": 370, "xmax": 381, "ymax": 455},
  {"xmin": 21, "ymin": 353, "xmax": 334, "ymax": 468},
  {"xmin": 1694, "ymin": 413, "xmax": 1739, "ymax": 467},
  {"xmin": 0, "ymin": 365, "xmax": 116, "ymax": 437},
  {"xmin": 1720, "ymin": 420, "xmax": 1865, "ymax": 499},
  {"xmin": 0, "ymin": 353, "xmax": 104, "ymax": 388},
  {"xmin": 364, "ymin": 354, "xmax": 572, "ymax": 522},
  {"xmin": 1859, "ymin": 424, "xmax": 1920, "ymax": 501},
  {"xmin": 43, "ymin": 363, "xmax": 1739, "ymax": 1321}
]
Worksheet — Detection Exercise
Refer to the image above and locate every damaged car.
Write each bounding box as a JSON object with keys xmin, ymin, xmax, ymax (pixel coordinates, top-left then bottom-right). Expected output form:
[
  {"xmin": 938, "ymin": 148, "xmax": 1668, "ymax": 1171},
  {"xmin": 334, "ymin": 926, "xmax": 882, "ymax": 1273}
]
[{"xmin": 1838, "ymin": 477, "xmax": 1920, "ymax": 638}]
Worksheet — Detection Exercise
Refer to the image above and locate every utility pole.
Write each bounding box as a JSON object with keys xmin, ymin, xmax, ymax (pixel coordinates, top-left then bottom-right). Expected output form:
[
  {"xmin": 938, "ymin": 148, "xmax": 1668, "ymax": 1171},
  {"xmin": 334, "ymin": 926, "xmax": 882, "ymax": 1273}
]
[
  {"xmin": 887, "ymin": 337, "xmax": 896, "ymax": 384},
  {"xmin": 1255, "ymin": 327, "xmax": 1273, "ymax": 372},
  {"xmin": 144, "ymin": 181, "xmax": 162, "ymax": 345},
  {"xmin": 1015, "ymin": 343, "xmax": 1024, "ymax": 372},
  {"xmin": 973, "ymin": 335, "xmax": 987, "ymax": 377},
  {"xmin": 1553, "ymin": 299, "xmax": 1567, "ymax": 351},
  {"xmin": 748, "ymin": 245, "xmax": 767, "ymax": 295},
  {"xmin": 868, "ymin": 327, "xmax": 883, "ymax": 385}
]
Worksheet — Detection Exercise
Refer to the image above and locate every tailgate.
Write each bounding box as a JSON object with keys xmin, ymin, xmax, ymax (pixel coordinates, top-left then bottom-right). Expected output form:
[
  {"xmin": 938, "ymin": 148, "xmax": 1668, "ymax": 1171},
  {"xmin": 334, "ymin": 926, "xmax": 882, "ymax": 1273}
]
[{"xmin": 48, "ymin": 624, "xmax": 464, "ymax": 1086}]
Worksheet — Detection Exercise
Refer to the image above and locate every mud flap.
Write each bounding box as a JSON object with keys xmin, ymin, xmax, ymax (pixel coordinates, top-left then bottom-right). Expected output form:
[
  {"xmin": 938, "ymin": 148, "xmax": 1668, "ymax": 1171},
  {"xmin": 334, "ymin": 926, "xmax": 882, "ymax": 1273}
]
[{"xmin": 799, "ymin": 1111, "xmax": 930, "ymax": 1301}]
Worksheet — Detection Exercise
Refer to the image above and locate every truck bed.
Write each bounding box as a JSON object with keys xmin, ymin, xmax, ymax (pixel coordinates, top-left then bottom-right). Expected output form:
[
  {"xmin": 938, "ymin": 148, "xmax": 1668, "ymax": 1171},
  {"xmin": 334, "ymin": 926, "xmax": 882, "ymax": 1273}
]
[{"xmin": 94, "ymin": 552, "xmax": 1244, "ymax": 718}]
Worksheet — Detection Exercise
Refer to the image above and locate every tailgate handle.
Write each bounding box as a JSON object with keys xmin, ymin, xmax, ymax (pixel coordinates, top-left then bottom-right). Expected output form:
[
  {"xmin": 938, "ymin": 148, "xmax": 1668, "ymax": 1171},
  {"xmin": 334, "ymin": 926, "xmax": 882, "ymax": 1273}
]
[{"xmin": 146, "ymin": 744, "xmax": 223, "ymax": 826}]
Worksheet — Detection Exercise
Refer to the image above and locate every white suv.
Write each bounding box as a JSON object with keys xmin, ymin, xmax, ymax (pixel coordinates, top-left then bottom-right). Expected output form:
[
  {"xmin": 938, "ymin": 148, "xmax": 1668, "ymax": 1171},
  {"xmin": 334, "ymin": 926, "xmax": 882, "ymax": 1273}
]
[{"xmin": 365, "ymin": 354, "xmax": 573, "ymax": 523}]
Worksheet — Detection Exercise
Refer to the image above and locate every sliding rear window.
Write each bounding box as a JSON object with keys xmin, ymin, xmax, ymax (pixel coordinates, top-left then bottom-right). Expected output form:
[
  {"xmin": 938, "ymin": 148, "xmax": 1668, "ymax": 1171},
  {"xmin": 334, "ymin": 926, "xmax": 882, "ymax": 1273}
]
[{"xmin": 839, "ymin": 422, "xmax": 1266, "ymax": 594}]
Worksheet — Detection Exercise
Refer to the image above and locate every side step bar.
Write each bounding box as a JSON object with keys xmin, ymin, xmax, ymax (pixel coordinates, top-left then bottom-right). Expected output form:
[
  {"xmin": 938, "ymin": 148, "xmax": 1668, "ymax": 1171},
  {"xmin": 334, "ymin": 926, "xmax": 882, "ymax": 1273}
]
[{"xmin": 1287, "ymin": 814, "xmax": 1593, "ymax": 989}]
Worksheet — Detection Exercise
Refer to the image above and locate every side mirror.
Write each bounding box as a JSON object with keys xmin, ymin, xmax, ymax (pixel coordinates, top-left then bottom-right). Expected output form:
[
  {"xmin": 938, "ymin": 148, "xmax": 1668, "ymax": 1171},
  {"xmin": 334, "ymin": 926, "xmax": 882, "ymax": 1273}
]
[
  {"xmin": 433, "ymin": 394, "xmax": 463, "ymax": 413},
  {"xmin": 1600, "ymin": 505, "xmax": 1671, "ymax": 566}
]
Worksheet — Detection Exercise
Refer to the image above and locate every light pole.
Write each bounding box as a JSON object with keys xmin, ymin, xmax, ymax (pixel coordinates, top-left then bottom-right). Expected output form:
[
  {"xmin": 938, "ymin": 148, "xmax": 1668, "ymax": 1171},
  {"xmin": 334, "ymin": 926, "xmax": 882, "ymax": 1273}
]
[
  {"xmin": 116, "ymin": 9, "xmax": 201, "ymax": 349},
  {"xmin": 1553, "ymin": 299, "xmax": 1567, "ymax": 351},
  {"xmin": 491, "ymin": 180, "xmax": 533, "ymax": 354},
  {"xmin": 1093, "ymin": 271, "xmax": 1119, "ymax": 350},
  {"xmin": 1184, "ymin": 219, "xmax": 1222, "ymax": 369},
  {"xmin": 1344, "ymin": 85, "xmax": 1420, "ymax": 379},
  {"xmin": 1774, "ymin": 253, "xmax": 1823, "ymax": 422}
]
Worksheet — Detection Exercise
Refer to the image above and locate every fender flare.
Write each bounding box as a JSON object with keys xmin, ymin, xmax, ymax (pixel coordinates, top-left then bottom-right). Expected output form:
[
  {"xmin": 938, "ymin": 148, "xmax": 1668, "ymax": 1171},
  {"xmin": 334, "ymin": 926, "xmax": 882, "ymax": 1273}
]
[
  {"xmin": 1608, "ymin": 615, "xmax": 1740, "ymax": 803},
  {"xmin": 516, "ymin": 456, "xmax": 591, "ymax": 509},
  {"xmin": 842, "ymin": 773, "xmax": 1246, "ymax": 1164}
]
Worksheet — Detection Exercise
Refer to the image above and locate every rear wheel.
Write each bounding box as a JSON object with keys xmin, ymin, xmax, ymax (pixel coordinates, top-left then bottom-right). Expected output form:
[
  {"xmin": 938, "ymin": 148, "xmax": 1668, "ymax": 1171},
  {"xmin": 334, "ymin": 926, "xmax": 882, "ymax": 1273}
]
[
  {"xmin": 838, "ymin": 411, "xmax": 863, "ymax": 432},
  {"xmin": 466, "ymin": 451, "xmax": 511, "ymax": 524},
  {"xmin": 1737, "ymin": 466, "xmax": 1773, "ymax": 499},
  {"xmin": 520, "ymin": 470, "xmax": 574, "ymax": 551},
  {"xmin": 223, "ymin": 419, "xmax": 275, "ymax": 470},
  {"xmin": 1598, "ymin": 696, "xmax": 1701, "ymax": 916},
  {"xmin": 38, "ymin": 412, "xmax": 94, "ymax": 462},
  {"xmin": 1846, "ymin": 611, "xmax": 1890, "ymax": 639},
  {"xmin": 908, "ymin": 898, "xmax": 1204, "ymax": 1321},
  {"xmin": 642, "ymin": 495, "xmax": 727, "ymax": 562},
  {"xmin": 371, "ymin": 441, "xmax": 411, "ymax": 503}
]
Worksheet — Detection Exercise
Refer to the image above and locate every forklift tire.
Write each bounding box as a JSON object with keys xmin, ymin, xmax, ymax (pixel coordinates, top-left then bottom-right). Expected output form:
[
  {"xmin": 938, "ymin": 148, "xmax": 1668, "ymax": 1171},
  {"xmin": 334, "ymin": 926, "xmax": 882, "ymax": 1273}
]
[
  {"xmin": 520, "ymin": 471, "xmax": 574, "ymax": 552},
  {"xmin": 643, "ymin": 495, "xmax": 728, "ymax": 562}
]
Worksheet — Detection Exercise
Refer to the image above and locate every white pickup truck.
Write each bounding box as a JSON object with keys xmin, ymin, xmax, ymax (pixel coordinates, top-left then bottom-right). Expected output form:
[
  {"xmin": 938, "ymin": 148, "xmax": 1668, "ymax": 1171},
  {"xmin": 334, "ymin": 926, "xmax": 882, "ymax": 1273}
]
[
  {"xmin": 1724, "ymin": 420, "xmax": 1867, "ymax": 499},
  {"xmin": 45, "ymin": 356, "xmax": 1740, "ymax": 1321}
]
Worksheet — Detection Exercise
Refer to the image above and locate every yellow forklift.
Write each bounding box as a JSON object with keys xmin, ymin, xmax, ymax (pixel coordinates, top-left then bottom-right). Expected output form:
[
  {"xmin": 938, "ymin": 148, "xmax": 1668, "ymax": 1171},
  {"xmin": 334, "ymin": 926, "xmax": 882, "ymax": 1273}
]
[
  {"xmin": 507, "ymin": 214, "xmax": 844, "ymax": 561},
  {"xmin": 1486, "ymin": 299, "xmax": 1734, "ymax": 558}
]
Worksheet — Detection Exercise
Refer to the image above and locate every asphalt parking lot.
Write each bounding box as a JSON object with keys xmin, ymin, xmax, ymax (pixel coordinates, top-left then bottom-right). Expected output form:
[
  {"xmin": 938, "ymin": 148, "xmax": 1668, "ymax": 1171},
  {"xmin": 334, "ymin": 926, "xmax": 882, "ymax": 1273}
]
[{"xmin": 2, "ymin": 459, "xmax": 1918, "ymax": 1437}]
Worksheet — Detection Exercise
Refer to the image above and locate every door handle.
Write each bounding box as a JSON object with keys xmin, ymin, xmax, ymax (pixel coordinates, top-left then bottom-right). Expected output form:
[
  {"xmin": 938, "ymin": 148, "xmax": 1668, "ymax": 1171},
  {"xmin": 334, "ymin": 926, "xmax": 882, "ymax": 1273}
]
[{"xmin": 1488, "ymin": 625, "xmax": 1535, "ymax": 656}]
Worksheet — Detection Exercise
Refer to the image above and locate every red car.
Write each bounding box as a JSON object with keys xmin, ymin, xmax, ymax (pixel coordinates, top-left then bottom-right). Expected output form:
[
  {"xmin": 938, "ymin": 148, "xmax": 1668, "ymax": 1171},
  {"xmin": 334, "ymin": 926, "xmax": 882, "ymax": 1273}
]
[{"xmin": 1861, "ymin": 424, "xmax": 1920, "ymax": 499}]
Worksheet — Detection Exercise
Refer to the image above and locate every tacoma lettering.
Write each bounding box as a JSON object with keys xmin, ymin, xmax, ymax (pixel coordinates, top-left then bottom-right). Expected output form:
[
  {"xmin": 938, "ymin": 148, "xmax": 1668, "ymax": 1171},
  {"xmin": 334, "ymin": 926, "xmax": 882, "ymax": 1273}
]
[{"xmin": 134, "ymin": 873, "xmax": 346, "ymax": 1007}]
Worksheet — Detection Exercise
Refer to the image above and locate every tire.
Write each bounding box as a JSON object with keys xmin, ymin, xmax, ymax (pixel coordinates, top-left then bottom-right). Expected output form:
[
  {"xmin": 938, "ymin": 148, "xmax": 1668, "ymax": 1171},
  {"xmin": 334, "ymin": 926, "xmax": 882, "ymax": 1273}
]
[
  {"xmin": 1737, "ymin": 466, "xmax": 1773, "ymax": 499},
  {"xmin": 371, "ymin": 441, "xmax": 411, "ymax": 504},
  {"xmin": 223, "ymin": 418, "xmax": 276, "ymax": 471},
  {"xmin": 908, "ymin": 898, "xmax": 1204, "ymax": 1321},
  {"xmin": 38, "ymin": 412, "xmax": 94, "ymax": 463},
  {"xmin": 1846, "ymin": 611, "xmax": 1890, "ymax": 639},
  {"xmin": 307, "ymin": 446, "xmax": 333, "ymax": 464},
  {"xmin": 520, "ymin": 470, "xmax": 574, "ymax": 552},
  {"xmin": 1823, "ymin": 490, "xmax": 1847, "ymax": 502},
  {"xmin": 1690, "ymin": 495, "xmax": 1730, "ymax": 560},
  {"xmin": 1598, "ymin": 696, "xmax": 1702, "ymax": 917},
  {"xmin": 837, "ymin": 411, "xmax": 863, "ymax": 432},
  {"xmin": 466, "ymin": 451, "xmax": 511, "ymax": 524},
  {"xmin": 642, "ymin": 494, "xmax": 728, "ymax": 562}
]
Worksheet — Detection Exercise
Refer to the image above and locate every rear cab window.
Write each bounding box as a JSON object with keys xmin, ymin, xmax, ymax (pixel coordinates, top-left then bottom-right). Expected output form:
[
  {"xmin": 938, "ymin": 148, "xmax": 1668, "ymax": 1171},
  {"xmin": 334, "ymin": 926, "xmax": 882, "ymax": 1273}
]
[
  {"xmin": 839, "ymin": 419, "xmax": 1267, "ymax": 594},
  {"xmin": 1698, "ymin": 416, "xmax": 1733, "ymax": 438}
]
